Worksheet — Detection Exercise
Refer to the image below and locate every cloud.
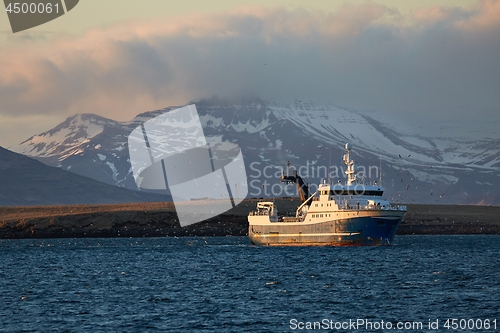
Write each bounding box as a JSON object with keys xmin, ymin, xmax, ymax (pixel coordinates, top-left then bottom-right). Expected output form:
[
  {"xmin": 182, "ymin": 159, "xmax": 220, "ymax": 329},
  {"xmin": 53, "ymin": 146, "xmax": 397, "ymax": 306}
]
[
  {"xmin": 0, "ymin": 1, "xmax": 499, "ymax": 128},
  {"xmin": 455, "ymin": 0, "xmax": 500, "ymax": 30}
]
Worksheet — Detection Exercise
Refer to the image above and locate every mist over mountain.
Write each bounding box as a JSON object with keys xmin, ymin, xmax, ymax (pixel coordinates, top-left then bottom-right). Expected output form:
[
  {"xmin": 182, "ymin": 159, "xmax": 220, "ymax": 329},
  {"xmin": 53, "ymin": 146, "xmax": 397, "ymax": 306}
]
[
  {"xmin": 0, "ymin": 146, "xmax": 169, "ymax": 206},
  {"xmin": 12, "ymin": 96, "xmax": 500, "ymax": 205}
]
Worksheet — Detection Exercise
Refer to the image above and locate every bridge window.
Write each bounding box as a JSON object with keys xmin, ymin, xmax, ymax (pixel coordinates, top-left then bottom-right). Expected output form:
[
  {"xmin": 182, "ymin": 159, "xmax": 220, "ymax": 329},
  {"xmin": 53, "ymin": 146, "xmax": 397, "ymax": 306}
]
[{"xmin": 329, "ymin": 190, "xmax": 383, "ymax": 196}]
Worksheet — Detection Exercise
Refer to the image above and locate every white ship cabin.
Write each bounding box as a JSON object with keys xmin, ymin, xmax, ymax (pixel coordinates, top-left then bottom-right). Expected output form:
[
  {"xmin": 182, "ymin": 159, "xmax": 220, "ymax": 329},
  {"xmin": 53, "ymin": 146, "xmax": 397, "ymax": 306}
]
[
  {"xmin": 309, "ymin": 182, "xmax": 392, "ymax": 212},
  {"xmin": 248, "ymin": 201, "xmax": 279, "ymax": 222}
]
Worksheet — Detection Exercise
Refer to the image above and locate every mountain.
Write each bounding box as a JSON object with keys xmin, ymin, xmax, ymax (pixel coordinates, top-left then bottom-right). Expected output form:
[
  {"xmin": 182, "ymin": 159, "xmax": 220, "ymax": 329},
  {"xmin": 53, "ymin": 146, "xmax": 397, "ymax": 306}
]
[
  {"xmin": 0, "ymin": 146, "xmax": 169, "ymax": 206},
  {"xmin": 12, "ymin": 97, "xmax": 500, "ymax": 205}
]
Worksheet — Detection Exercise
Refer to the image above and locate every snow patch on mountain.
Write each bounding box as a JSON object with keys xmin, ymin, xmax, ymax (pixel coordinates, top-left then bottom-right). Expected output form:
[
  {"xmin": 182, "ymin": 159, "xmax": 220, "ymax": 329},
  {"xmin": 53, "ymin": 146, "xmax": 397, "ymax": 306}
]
[
  {"xmin": 268, "ymin": 104, "xmax": 437, "ymax": 164},
  {"xmin": 106, "ymin": 161, "xmax": 119, "ymax": 181},
  {"xmin": 14, "ymin": 114, "xmax": 111, "ymax": 158},
  {"xmin": 200, "ymin": 113, "xmax": 272, "ymax": 134}
]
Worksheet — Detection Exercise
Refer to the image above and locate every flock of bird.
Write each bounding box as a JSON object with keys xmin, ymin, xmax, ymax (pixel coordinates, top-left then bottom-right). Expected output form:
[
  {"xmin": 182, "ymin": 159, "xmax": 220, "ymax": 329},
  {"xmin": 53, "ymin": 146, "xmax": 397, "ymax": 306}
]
[{"xmin": 396, "ymin": 153, "xmax": 445, "ymax": 202}]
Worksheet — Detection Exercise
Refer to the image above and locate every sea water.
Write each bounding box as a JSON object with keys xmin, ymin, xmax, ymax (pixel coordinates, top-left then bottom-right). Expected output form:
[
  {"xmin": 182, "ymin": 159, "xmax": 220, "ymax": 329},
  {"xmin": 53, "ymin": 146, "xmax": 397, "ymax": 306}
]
[{"xmin": 0, "ymin": 235, "xmax": 499, "ymax": 332}]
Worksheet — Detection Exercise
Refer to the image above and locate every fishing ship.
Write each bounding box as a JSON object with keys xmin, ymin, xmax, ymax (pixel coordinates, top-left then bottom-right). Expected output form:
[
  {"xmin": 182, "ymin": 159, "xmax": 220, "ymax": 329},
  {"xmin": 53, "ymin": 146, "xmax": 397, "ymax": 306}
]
[{"xmin": 248, "ymin": 143, "xmax": 407, "ymax": 246}]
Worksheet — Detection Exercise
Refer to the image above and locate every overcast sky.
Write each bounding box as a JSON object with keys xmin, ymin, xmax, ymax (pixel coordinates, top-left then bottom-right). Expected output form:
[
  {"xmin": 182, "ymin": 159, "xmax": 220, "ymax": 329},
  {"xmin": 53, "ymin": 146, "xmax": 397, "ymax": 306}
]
[{"xmin": 1, "ymin": 0, "xmax": 499, "ymax": 148}]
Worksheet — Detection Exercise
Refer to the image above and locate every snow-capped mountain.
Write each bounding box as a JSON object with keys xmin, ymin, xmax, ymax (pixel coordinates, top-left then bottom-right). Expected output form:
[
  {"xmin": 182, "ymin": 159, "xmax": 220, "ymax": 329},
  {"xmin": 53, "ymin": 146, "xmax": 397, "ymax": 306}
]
[{"xmin": 13, "ymin": 97, "xmax": 500, "ymax": 205}]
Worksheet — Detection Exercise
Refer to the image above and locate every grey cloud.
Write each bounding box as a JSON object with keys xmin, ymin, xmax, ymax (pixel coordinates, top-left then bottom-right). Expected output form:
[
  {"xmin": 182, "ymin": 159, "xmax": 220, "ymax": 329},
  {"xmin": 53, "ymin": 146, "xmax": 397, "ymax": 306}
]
[{"xmin": 0, "ymin": 2, "xmax": 499, "ymax": 125}]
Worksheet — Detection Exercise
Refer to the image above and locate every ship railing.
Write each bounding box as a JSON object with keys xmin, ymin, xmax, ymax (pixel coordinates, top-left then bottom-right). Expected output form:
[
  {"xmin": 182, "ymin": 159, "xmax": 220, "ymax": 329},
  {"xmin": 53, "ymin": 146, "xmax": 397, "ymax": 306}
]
[
  {"xmin": 340, "ymin": 205, "xmax": 407, "ymax": 211},
  {"xmin": 249, "ymin": 211, "xmax": 274, "ymax": 216}
]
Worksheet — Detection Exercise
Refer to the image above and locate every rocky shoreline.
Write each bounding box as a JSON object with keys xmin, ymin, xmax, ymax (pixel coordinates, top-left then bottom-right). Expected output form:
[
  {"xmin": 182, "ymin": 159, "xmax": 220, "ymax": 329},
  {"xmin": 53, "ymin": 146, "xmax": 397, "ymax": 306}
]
[{"xmin": 0, "ymin": 200, "xmax": 499, "ymax": 239}]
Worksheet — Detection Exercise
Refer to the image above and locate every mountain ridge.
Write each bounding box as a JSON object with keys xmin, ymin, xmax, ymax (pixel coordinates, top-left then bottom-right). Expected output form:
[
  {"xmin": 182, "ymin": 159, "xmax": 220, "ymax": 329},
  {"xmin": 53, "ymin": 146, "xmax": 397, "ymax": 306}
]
[
  {"xmin": 0, "ymin": 146, "xmax": 170, "ymax": 206},
  {"xmin": 11, "ymin": 96, "xmax": 500, "ymax": 205}
]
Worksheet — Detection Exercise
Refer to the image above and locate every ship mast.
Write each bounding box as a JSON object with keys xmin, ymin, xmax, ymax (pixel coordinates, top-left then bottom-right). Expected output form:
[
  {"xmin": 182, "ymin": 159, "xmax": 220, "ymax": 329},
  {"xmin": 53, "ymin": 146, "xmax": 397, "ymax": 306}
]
[{"xmin": 343, "ymin": 143, "xmax": 357, "ymax": 186}]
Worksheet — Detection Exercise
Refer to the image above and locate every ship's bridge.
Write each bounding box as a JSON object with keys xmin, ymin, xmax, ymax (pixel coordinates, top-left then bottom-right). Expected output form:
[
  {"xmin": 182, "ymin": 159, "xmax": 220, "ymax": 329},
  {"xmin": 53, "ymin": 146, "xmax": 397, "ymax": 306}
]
[
  {"xmin": 312, "ymin": 182, "xmax": 390, "ymax": 211},
  {"xmin": 317, "ymin": 183, "xmax": 384, "ymax": 197}
]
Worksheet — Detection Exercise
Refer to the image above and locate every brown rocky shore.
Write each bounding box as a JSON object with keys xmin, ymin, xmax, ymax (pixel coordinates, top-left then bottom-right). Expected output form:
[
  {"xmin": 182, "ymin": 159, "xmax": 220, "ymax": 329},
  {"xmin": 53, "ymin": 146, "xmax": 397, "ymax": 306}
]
[{"xmin": 0, "ymin": 199, "xmax": 499, "ymax": 239}]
